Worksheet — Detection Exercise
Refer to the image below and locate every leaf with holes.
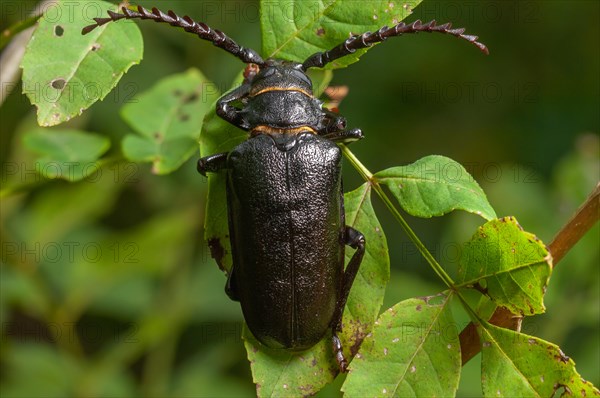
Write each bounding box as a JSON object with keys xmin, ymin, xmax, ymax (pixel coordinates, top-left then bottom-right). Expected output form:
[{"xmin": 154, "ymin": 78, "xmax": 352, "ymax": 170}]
[
  {"xmin": 457, "ymin": 216, "xmax": 552, "ymax": 316},
  {"xmin": 478, "ymin": 322, "xmax": 599, "ymax": 397},
  {"xmin": 121, "ymin": 68, "xmax": 219, "ymax": 174},
  {"xmin": 21, "ymin": 0, "xmax": 142, "ymax": 127},
  {"xmin": 375, "ymin": 155, "xmax": 496, "ymax": 220},
  {"xmin": 342, "ymin": 293, "xmax": 461, "ymax": 397},
  {"xmin": 23, "ymin": 129, "xmax": 110, "ymax": 181},
  {"xmin": 340, "ymin": 183, "xmax": 390, "ymax": 359},
  {"xmin": 261, "ymin": 0, "xmax": 422, "ymax": 68}
]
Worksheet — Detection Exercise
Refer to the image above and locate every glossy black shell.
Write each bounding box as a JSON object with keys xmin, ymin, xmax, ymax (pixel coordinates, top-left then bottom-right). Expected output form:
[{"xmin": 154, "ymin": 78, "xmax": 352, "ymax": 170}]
[{"xmin": 226, "ymin": 132, "xmax": 344, "ymax": 349}]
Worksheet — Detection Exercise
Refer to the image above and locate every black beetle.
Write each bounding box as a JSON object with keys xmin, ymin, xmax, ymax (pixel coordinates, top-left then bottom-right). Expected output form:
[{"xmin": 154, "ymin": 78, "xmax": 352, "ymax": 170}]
[{"xmin": 84, "ymin": 6, "xmax": 487, "ymax": 371}]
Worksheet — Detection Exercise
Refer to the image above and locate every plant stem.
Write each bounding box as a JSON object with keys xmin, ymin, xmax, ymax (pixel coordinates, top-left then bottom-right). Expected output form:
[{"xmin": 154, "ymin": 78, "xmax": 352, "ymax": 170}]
[
  {"xmin": 0, "ymin": 14, "xmax": 41, "ymax": 50},
  {"xmin": 458, "ymin": 182, "xmax": 600, "ymax": 365},
  {"xmin": 341, "ymin": 145, "xmax": 455, "ymax": 289},
  {"xmin": 548, "ymin": 182, "xmax": 599, "ymax": 265}
]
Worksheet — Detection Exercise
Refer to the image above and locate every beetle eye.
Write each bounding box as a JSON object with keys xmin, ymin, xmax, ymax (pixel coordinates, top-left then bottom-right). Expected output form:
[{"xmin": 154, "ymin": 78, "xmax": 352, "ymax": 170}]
[{"xmin": 262, "ymin": 68, "xmax": 276, "ymax": 78}]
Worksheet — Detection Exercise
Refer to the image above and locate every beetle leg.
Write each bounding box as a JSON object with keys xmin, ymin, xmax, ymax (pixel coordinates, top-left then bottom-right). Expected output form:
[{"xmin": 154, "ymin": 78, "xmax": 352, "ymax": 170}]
[
  {"xmin": 319, "ymin": 108, "xmax": 348, "ymax": 134},
  {"xmin": 323, "ymin": 128, "xmax": 364, "ymax": 144},
  {"xmin": 332, "ymin": 226, "xmax": 366, "ymax": 372},
  {"xmin": 216, "ymin": 83, "xmax": 252, "ymax": 131},
  {"xmin": 318, "ymin": 108, "xmax": 363, "ymax": 143},
  {"xmin": 197, "ymin": 152, "xmax": 229, "ymax": 176}
]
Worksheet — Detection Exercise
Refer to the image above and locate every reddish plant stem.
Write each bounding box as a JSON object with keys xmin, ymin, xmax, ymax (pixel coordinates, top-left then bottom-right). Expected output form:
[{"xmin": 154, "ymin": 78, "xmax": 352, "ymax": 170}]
[{"xmin": 460, "ymin": 183, "xmax": 600, "ymax": 365}]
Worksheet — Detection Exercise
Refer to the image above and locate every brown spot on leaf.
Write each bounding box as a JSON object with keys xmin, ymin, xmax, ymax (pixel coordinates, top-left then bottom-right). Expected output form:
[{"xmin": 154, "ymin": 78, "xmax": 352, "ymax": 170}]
[
  {"xmin": 51, "ymin": 78, "xmax": 66, "ymax": 90},
  {"xmin": 183, "ymin": 92, "xmax": 199, "ymax": 104},
  {"xmin": 91, "ymin": 43, "xmax": 101, "ymax": 51},
  {"xmin": 474, "ymin": 282, "xmax": 488, "ymax": 295},
  {"xmin": 54, "ymin": 25, "xmax": 64, "ymax": 36},
  {"xmin": 208, "ymin": 237, "xmax": 227, "ymax": 272},
  {"xmin": 416, "ymin": 304, "xmax": 422, "ymax": 311},
  {"xmin": 348, "ymin": 319, "xmax": 368, "ymax": 356},
  {"xmin": 179, "ymin": 113, "xmax": 190, "ymax": 122},
  {"xmin": 555, "ymin": 350, "xmax": 570, "ymax": 363},
  {"xmin": 298, "ymin": 384, "xmax": 315, "ymax": 392},
  {"xmin": 316, "ymin": 27, "xmax": 325, "ymax": 36}
]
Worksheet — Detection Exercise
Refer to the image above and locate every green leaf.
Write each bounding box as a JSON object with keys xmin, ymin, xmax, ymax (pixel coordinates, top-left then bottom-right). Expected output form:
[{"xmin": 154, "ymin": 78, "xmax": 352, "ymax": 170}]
[
  {"xmin": 199, "ymin": 75, "xmax": 247, "ymax": 273},
  {"xmin": 21, "ymin": 0, "xmax": 142, "ymax": 126},
  {"xmin": 308, "ymin": 69, "xmax": 334, "ymax": 97},
  {"xmin": 375, "ymin": 155, "xmax": 496, "ymax": 220},
  {"xmin": 478, "ymin": 322, "xmax": 599, "ymax": 397},
  {"xmin": 22, "ymin": 129, "xmax": 110, "ymax": 181},
  {"xmin": 243, "ymin": 326, "xmax": 337, "ymax": 397},
  {"xmin": 261, "ymin": 0, "xmax": 422, "ymax": 68},
  {"xmin": 121, "ymin": 68, "xmax": 219, "ymax": 174},
  {"xmin": 341, "ymin": 183, "xmax": 390, "ymax": 357},
  {"xmin": 342, "ymin": 292, "xmax": 461, "ymax": 397},
  {"xmin": 457, "ymin": 216, "xmax": 552, "ymax": 316}
]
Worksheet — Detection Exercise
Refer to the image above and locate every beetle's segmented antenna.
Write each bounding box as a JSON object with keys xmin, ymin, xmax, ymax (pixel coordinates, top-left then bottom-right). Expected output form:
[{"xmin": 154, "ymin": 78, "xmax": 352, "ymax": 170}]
[
  {"xmin": 302, "ymin": 20, "xmax": 488, "ymax": 70},
  {"xmin": 82, "ymin": 6, "xmax": 264, "ymax": 66}
]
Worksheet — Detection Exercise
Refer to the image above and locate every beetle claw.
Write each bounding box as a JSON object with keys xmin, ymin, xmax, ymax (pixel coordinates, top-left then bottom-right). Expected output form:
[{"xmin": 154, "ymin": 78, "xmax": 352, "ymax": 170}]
[{"xmin": 332, "ymin": 335, "xmax": 349, "ymax": 372}]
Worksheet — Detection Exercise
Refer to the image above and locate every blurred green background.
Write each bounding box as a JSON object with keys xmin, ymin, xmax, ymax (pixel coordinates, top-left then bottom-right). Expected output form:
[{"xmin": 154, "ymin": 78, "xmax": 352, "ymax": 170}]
[{"xmin": 1, "ymin": 1, "xmax": 598, "ymax": 397}]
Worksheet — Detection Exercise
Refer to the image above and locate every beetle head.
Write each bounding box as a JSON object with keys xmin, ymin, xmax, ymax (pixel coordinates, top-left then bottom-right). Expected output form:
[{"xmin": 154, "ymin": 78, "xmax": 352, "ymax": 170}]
[{"xmin": 248, "ymin": 59, "xmax": 313, "ymax": 95}]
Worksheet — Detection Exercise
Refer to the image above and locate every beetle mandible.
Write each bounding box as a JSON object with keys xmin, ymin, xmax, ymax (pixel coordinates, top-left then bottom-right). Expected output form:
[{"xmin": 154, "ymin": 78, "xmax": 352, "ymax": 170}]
[{"xmin": 84, "ymin": 6, "xmax": 488, "ymax": 372}]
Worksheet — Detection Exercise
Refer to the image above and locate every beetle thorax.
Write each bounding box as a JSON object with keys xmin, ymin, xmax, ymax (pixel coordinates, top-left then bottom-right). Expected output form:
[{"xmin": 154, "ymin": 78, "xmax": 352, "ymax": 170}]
[
  {"xmin": 244, "ymin": 60, "xmax": 323, "ymax": 134},
  {"xmin": 249, "ymin": 60, "xmax": 313, "ymax": 96}
]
